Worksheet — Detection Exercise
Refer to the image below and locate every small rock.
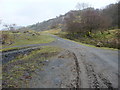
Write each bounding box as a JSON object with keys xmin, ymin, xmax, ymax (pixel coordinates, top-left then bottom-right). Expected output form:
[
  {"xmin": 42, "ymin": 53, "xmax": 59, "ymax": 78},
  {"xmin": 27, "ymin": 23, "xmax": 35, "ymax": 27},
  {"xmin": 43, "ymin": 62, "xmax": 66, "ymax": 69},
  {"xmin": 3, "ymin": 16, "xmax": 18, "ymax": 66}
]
[
  {"xmin": 51, "ymin": 66, "xmax": 55, "ymax": 69},
  {"xmin": 45, "ymin": 60, "xmax": 49, "ymax": 62},
  {"xmin": 58, "ymin": 55, "xmax": 64, "ymax": 58},
  {"xmin": 25, "ymin": 76, "xmax": 32, "ymax": 79},
  {"xmin": 96, "ymin": 42, "xmax": 102, "ymax": 47},
  {"xmin": 24, "ymin": 54, "xmax": 27, "ymax": 57},
  {"xmin": 54, "ymin": 77, "xmax": 61, "ymax": 85}
]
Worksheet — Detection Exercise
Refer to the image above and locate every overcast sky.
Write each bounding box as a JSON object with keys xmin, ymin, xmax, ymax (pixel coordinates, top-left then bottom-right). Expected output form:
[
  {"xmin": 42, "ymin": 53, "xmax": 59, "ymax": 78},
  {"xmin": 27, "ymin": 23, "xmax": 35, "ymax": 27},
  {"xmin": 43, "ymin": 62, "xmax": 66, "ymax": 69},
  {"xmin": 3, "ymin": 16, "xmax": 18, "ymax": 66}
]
[{"xmin": 0, "ymin": 0, "xmax": 118, "ymax": 29}]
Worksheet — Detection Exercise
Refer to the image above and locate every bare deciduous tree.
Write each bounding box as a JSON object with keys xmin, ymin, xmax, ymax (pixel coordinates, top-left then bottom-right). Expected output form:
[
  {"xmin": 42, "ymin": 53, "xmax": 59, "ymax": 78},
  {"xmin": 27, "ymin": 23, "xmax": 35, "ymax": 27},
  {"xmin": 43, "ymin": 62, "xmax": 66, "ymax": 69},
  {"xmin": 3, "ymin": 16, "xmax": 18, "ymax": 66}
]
[
  {"xmin": 64, "ymin": 8, "xmax": 111, "ymax": 37},
  {"xmin": 76, "ymin": 3, "xmax": 89, "ymax": 10},
  {"xmin": 83, "ymin": 8, "xmax": 110, "ymax": 33},
  {"xmin": 3, "ymin": 24, "xmax": 16, "ymax": 31}
]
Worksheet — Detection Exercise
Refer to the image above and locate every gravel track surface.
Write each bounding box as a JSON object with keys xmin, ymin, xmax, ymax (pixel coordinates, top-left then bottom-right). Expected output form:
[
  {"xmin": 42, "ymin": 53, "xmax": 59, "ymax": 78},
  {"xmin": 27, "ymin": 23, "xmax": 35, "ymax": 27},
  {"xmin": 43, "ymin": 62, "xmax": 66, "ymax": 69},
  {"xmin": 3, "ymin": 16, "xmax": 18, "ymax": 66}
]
[{"xmin": 2, "ymin": 34, "xmax": 119, "ymax": 88}]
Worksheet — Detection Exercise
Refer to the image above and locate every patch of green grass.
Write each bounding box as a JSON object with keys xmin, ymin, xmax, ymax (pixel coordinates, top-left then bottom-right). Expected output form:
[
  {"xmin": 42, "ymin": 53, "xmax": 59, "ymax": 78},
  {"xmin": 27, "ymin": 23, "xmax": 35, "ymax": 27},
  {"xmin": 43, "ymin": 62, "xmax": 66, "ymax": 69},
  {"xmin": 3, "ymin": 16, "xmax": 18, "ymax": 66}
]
[
  {"xmin": 39, "ymin": 46, "xmax": 62, "ymax": 53},
  {"xmin": 2, "ymin": 30, "xmax": 56, "ymax": 48},
  {"xmin": 10, "ymin": 34, "xmax": 55, "ymax": 46},
  {"xmin": 2, "ymin": 46, "xmax": 62, "ymax": 88}
]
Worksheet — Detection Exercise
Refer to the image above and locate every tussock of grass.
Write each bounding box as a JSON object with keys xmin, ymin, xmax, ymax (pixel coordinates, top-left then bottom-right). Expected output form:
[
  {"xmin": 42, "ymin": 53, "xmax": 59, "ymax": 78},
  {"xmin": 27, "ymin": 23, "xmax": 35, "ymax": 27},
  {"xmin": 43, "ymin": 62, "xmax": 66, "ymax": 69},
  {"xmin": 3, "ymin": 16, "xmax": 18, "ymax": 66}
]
[{"xmin": 2, "ymin": 46, "xmax": 62, "ymax": 88}]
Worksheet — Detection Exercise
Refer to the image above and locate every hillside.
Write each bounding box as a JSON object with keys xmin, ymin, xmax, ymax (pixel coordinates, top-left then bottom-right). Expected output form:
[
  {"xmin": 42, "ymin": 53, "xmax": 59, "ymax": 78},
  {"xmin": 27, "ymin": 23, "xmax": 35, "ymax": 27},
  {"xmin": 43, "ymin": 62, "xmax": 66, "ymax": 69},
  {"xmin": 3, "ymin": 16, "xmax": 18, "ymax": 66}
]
[
  {"xmin": 26, "ymin": 2, "xmax": 118, "ymax": 32},
  {"xmin": 27, "ymin": 15, "xmax": 64, "ymax": 31},
  {"xmin": 27, "ymin": 10, "xmax": 79, "ymax": 31}
]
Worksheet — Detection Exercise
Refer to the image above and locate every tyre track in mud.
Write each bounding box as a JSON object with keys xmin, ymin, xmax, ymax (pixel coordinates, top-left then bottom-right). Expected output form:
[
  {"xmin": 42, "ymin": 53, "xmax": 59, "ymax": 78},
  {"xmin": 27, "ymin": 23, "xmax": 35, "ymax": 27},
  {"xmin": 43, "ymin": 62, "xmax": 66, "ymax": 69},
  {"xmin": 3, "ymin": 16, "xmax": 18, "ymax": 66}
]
[
  {"xmin": 98, "ymin": 73, "xmax": 113, "ymax": 89},
  {"xmin": 79, "ymin": 50, "xmax": 100, "ymax": 88},
  {"xmin": 55, "ymin": 38, "xmax": 116, "ymax": 89},
  {"xmin": 72, "ymin": 52, "xmax": 81, "ymax": 88},
  {"xmin": 84, "ymin": 60, "xmax": 114, "ymax": 89},
  {"xmin": 79, "ymin": 50, "xmax": 114, "ymax": 89},
  {"xmin": 74, "ymin": 49, "xmax": 100, "ymax": 88},
  {"xmin": 83, "ymin": 60, "xmax": 100, "ymax": 88}
]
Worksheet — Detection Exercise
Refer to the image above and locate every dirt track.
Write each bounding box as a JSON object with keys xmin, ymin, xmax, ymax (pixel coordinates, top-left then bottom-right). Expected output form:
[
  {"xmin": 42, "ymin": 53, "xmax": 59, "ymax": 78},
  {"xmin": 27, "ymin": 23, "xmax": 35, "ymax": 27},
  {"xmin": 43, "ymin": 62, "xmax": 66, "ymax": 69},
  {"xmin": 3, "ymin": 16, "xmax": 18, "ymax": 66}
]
[
  {"xmin": 50, "ymin": 34, "xmax": 119, "ymax": 88},
  {"xmin": 2, "ymin": 34, "xmax": 119, "ymax": 88}
]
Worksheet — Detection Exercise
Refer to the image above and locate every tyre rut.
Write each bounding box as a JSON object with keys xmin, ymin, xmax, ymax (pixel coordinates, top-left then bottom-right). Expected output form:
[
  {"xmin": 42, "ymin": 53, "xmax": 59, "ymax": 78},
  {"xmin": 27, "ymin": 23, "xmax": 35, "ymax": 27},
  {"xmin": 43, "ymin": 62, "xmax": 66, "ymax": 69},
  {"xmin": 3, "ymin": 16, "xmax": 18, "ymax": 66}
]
[
  {"xmin": 79, "ymin": 50, "xmax": 114, "ymax": 89},
  {"xmin": 72, "ymin": 52, "xmax": 81, "ymax": 88},
  {"xmin": 98, "ymin": 73, "xmax": 113, "ymax": 89}
]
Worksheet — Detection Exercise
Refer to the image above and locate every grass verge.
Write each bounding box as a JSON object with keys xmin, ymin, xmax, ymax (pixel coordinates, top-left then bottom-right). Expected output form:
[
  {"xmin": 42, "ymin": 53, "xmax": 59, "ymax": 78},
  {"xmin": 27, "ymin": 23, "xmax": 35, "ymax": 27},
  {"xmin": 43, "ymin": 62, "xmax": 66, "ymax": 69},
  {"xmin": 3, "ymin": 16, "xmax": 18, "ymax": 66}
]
[
  {"xmin": 2, "ymin": 46, "xmax": 62, "ymax": 88},
  {"xmin": 64, "ymin": 38, "xmax": 118, "ymax": 50},
  {"xmin": 49, "ymin": 29, "xmax": 119, "ymax": 50},
  {"xmin": 0, "ymin": 46, "xmax": 30, "ymax": 52}
]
